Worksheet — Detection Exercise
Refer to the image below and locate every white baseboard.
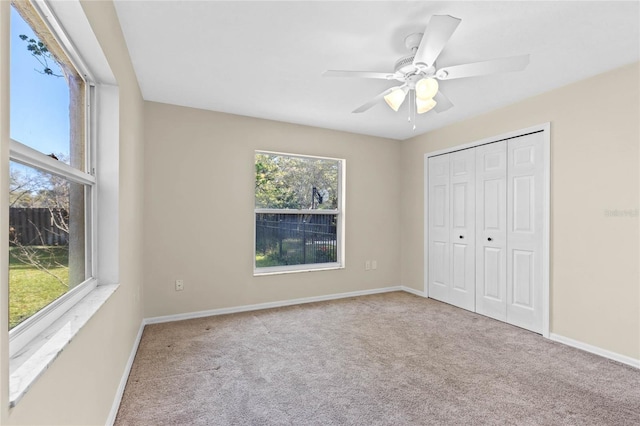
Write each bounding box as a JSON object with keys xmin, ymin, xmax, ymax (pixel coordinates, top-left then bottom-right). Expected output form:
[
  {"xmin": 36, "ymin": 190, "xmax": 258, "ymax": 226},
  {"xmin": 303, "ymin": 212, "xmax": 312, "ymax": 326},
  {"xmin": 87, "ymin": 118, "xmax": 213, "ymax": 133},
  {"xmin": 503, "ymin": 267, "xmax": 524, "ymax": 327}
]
[
  {"xmin": 106, "ymin": 321, "xmax": 145, "ymax": 426},
  {"xmin": 401, "ymin": 286, "xmax": 426, "ymax": 297},
  {"xmin": 549, "ymin": 333, "xmax": 640, "ymax": 369},
  {"xmin": 145, "ymin": 286, "xmax": 404, "ymax": 325},
  {"xmin": 399, "ymin": 290, "xmax": 638, "ymax": 369}
]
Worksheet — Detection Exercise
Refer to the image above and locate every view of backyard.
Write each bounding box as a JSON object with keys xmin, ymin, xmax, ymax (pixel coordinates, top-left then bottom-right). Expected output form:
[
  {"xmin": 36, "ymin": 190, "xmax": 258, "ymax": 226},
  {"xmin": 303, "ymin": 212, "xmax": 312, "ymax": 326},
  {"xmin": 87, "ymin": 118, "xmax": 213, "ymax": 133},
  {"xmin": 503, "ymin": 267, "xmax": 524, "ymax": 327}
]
[
  {"xmin": 255, "ymin": 213, "xmax": 338, "ymax": 267},
  {"xmin": 255, "ymin": 152, "xmax": 341, "ymax": 269},
  {"xmin": 9, "ymin": 246, "xmax": 68, "ymax": 329},
  {"xmin": 9, "ymin": 5, "xmax": 76, "ymax": 330}
]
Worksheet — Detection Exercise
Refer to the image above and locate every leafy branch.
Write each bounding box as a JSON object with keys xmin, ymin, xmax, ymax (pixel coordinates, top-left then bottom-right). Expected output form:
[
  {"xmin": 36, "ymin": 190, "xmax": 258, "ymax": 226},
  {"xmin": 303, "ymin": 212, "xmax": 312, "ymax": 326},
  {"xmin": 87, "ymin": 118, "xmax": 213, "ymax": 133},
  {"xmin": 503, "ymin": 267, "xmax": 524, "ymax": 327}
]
[{"xmin": 18, "ymin": 34, "xmax": 63, "ymax": 78}]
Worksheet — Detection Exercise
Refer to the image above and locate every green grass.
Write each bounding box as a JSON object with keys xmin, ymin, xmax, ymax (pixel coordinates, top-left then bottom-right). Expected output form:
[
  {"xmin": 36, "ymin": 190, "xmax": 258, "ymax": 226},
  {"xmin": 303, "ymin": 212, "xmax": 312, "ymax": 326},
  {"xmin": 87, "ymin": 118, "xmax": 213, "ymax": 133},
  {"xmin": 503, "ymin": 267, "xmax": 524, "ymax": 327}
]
[
  {"xmin": 256, "ymin": 238, "xmax": 304, "ymax": 267},
  {"xmin": 255, "ymin": 253, "xmax": 283, "ymax": 268},
  {"xmin": 9, "ymin": 246, "xmax": 69, "ymax": 329}
]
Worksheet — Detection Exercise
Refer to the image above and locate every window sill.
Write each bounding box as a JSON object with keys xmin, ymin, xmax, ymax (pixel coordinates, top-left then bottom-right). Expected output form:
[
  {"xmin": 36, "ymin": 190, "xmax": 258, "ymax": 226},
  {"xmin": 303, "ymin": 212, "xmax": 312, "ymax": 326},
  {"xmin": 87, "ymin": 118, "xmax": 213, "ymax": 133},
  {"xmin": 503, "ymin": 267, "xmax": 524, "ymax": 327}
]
[
  {"xmin": 9, "ymin": 284, "xmax": 119, "ymax": 408},
  {"xmin": 254, "ymin": 263, "xmax": 344, "ymax": 276}
]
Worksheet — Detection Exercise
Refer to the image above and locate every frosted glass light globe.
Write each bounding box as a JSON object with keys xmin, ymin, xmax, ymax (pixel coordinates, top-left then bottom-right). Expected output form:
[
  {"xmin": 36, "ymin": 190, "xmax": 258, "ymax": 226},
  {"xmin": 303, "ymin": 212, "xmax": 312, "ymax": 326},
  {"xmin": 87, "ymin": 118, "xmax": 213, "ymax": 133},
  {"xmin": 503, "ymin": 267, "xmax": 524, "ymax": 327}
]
[
  {"xmin": 384, "ymin": 87, "xmax": 408, "ymax": 111},
  {"xmin": 417, "ymin": 97, "xmax": 437, "ymax": 114},
  {"xmin": 415, "ymin": 78, "xmax": 439, "ymax": 100}
]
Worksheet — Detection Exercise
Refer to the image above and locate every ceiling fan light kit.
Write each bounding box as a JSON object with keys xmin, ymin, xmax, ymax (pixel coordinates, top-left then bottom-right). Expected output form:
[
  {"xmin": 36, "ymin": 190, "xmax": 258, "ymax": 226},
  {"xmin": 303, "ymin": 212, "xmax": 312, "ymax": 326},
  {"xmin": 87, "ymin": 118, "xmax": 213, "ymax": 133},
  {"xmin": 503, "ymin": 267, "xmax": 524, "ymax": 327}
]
[
  {"xmin": 323, "ymin": 14, "xmax": 530, "ymax": 124},
  {"xmin": 415, "ymin": 77, "xmax": 439, "ymax": 100},
  {"xmin": 384, "ymin": 86, "xmax": 409, "ymax": 111},
  {"xmin": 416, "ymin": 96, "xmax": 437, "ymax": 114}
]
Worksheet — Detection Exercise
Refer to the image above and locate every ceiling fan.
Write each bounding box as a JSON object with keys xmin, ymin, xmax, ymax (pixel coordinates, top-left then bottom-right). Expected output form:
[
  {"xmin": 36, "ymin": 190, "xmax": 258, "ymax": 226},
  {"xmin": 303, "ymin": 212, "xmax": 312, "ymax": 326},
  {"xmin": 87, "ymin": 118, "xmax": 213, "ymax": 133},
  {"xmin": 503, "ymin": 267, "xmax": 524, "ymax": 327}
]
[{"xmin": 323, "ymin": 15, "xmax": 530, "ymax": 118}]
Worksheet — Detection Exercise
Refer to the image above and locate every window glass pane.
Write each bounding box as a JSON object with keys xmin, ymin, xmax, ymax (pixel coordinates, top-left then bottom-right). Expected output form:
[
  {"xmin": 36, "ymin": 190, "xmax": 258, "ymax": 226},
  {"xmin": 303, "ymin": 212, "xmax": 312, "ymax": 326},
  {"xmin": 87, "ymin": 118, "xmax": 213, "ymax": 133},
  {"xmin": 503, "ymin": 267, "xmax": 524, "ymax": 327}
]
[
  {"xmin": 9, "ymin": 161, "xmax": 86, "ymax": 329},
  {"xmin": 255, "ymin": 153, "xmax": 339, "ymax": 210},
  {"xmin": 255, "ymin": 213, "xmax": 337, "ymax": 267},
  {"xmin": 10, "ymin": 5, "xmax": 85, "ymax": 170}
]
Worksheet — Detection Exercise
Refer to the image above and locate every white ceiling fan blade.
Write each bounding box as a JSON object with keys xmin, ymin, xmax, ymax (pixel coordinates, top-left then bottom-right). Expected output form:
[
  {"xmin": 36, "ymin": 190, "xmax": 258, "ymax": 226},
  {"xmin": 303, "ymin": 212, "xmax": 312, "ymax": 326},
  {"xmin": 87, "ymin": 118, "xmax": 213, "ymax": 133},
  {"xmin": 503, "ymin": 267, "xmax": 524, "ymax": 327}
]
[
  {"xmin": 437, "ymin": 54, "xmax": 530, "ymax": 80},
  {"xmin": 323, "ymin": 70, "xmax": 394, "ymax": 80},
  {"xmin": 413, "ymin": 15, "xmax": 461, "ymax": 68},
  {"xmin": 352, "ymin": 86, "xmax": 401, "ymax": 113},
  {"xmin": 433, "ymin": 91, "xmax": 453, "ymax": 113}
]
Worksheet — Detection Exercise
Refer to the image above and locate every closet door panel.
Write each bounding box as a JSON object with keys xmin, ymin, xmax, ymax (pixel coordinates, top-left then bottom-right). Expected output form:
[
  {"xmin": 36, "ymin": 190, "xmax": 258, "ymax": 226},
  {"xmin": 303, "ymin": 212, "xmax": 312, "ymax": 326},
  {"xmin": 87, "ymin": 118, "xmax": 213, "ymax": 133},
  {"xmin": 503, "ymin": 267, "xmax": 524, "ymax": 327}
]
[
  {"xmin": 449, "ymin": 149, "xmax": 475, "ymax": 311},
  {"xmin": 507, "ymin": 132, "xmax": 544, "ymax": 333},
  {"xmin": 475, "ymin": 142, "xmax": 507, "ymax": 321},
  {"xmin": 428, "ymin": 154, "xmax": 450, "ymax": 303}
]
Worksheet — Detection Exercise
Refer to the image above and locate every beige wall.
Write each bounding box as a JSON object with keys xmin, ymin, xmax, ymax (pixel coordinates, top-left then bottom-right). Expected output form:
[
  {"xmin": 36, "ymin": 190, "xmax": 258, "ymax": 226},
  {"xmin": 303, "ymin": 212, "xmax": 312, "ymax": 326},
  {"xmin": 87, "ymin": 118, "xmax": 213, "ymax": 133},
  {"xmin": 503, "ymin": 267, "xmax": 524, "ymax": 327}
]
[
  {"xmin": 1, "ymin": 1, "xmax": 145, "ymax": 424},
  {"xmin": 401, "ymin": 62, "xmax": 640, "ymax": 359},
  {"xmin": 143, "ymin": 102, "xmax": 401, "ymax": 318}
]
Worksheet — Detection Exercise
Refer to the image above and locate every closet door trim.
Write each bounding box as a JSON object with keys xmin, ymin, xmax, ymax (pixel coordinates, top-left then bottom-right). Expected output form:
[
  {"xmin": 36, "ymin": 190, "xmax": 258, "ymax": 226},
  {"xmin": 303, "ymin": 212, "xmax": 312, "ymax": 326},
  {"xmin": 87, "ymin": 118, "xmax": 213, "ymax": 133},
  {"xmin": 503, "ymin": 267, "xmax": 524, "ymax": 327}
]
[{"xmin": 423, "ymin": 122, "xmax": 550, "ymax": 337}]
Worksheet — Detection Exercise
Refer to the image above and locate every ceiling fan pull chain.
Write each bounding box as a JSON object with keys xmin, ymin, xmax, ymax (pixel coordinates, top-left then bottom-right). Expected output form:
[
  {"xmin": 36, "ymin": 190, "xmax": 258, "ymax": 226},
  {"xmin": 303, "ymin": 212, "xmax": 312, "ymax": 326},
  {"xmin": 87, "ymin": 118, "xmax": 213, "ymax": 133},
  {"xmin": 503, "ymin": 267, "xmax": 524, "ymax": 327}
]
[{"xmin": 412, "ymin": 92, "xmax": 417, "ymax": 130}]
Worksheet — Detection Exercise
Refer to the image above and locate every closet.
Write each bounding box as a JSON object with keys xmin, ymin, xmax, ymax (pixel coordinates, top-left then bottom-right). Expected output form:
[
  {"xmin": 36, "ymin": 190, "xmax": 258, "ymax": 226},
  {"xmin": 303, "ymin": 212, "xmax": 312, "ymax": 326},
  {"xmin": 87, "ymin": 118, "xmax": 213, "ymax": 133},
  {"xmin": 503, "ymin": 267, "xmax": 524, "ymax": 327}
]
[{"xmin": 427, "ymin": 128, "xmax": 547, "ymax": 334}]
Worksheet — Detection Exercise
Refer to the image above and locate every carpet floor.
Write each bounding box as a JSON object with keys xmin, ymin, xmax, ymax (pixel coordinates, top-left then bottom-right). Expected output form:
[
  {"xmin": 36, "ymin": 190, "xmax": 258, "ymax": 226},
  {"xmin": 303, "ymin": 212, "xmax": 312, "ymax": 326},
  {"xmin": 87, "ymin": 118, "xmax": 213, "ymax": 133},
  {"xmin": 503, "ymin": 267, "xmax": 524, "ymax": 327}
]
[{"xmin": 115, "ymin": 292, "xmax": 640, "ymax": 425}]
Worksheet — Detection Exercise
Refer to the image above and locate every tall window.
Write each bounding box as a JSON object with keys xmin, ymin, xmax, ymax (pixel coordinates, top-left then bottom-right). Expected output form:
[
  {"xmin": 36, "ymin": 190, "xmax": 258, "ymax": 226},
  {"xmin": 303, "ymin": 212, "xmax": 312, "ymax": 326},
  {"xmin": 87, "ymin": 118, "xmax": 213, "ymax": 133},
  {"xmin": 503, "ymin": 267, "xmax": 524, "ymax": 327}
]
[
  {"xmin": 255, "ymin": 151, "xmax": 344, "ymax": 273},
  {"xmin": 9, "ymin": 1, "xmax": 95, "ymax": 353}
]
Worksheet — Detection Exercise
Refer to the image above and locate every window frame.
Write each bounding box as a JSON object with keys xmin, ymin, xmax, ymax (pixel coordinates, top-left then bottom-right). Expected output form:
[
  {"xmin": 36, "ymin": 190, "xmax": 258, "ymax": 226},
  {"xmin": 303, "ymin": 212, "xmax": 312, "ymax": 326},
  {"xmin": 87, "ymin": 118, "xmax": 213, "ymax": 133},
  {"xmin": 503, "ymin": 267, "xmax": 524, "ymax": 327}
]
[
  {"xmin": 8, "ymin": 0, "xmax": 97, "ymax": 357},
  {"xmin": 253, "ymin": 150, "xmax": 345, "ymax": 276}
]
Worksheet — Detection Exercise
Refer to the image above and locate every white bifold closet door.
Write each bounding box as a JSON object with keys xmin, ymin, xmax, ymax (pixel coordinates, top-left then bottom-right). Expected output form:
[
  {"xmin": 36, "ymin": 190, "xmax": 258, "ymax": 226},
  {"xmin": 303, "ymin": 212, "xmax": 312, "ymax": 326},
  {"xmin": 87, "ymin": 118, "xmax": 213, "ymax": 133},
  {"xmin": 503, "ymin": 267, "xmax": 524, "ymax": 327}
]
[
  {"xmin": 475, "ymin": 141, "xmax": 508, "ymax": 322},
  {"xmin": 429, "ymin": 131, "xmax": 545, "ymax": 334},
  {"xmin": 428, "ymin": 154, "xmax": 450, "ymax": 303},
  {"xmin": 449, "ymin": 150, "xmax": 475, "ymax": 310},
  {"xmin": 474, "ymin": 135, "xmax": 544, "ymax": 332},
  {"xmin": 428, "ymin": 149, "xmax": 475, "ymax": 311},
  {"xmin": 505, "ymin": 132, "xmax": 544, "ymax": 332}
]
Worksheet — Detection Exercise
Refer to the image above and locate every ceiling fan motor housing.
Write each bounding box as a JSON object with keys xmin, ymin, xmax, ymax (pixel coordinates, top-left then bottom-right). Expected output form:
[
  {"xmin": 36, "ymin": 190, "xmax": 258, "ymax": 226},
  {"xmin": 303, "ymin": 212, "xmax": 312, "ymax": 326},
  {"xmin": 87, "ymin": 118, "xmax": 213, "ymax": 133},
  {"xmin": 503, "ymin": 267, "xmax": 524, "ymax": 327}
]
[
  {"xmin": 395, "ymin": 54, "xmax": 437, "ymax": 79},
  {"xmin": 394, "ymin": 54, "xmax": 416, "ymax": 74},
  {"xmin": 396, "ymin": 33, "xmax": 437, "ymax": 77}
]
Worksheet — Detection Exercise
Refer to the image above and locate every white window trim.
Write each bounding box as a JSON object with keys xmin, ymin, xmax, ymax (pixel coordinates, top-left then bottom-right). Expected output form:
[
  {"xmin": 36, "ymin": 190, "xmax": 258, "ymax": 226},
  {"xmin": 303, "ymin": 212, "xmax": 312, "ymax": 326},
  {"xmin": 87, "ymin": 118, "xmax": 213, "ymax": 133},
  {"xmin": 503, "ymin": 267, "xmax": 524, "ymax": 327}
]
[
  {"xmin": 8, "ymin": 0, "xmax": 98, "ymax": 356},
  {"xmin": 254, "ymin": 263, "xmax": 344, "ymax": 276},
  {"xmin": 8, "ymin": 277, "xmax": 96, "ymax": 358},
  {"xmin": 7, "ymin": 0, "xmax": 120, "ymax": 406},
  {"xmin": 253, "ymin": 151, "xmax": 345, "ymax": 276},
  {"xmin": 9, "ymin": 139, "xmax": 96, "ymax": 186},
  {"xmin": 254, "ymin": 208, "xmax": 339, "ymax": 215}
]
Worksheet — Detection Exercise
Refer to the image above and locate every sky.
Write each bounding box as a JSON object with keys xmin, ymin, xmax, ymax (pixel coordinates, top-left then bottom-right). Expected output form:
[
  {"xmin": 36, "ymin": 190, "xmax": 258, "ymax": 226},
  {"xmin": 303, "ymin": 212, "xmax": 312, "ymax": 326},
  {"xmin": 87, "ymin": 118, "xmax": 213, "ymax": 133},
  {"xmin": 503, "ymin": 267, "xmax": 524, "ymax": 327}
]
[{"xmin": 10, "ymin": 6, "xmax": 70, "ymax": 162}]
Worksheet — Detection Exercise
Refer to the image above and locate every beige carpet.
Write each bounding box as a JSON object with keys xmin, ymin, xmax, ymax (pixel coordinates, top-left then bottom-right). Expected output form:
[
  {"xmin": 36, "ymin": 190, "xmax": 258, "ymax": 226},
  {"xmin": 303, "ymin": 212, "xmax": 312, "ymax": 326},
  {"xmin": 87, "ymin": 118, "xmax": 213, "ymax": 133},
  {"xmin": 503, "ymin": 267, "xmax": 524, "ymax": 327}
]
[{"xmin": 115, "ymin": 292, "xmax": 640, "ymax": 425}]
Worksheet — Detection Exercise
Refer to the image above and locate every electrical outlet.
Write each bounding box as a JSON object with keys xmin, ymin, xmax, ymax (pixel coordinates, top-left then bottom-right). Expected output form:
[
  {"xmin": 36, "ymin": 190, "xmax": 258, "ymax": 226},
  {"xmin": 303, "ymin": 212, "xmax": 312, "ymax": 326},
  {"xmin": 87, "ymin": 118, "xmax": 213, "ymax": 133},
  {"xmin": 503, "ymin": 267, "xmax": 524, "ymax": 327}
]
[
  {"xmin": 365, "ymin": 260, "xmax": 371, "ymax": 270},
  {"xmin": 372, "ymin": 260, "xmax": 377, "ymax": 270},
  {"xmin": 175, "ymin": 279, "xmax": 184, "ymax": 291}
]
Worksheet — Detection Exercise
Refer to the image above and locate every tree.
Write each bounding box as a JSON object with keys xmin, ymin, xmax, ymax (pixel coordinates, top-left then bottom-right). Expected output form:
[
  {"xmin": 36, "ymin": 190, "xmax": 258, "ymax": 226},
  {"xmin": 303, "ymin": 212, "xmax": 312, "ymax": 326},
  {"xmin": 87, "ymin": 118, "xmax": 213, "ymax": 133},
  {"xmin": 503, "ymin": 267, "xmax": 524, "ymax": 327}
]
[
  {"xmin": 10, "ymin": 163, "xmax": 69, "ymax": 286},
  {"xmin": 255, "ymin": 153, "xmax": 339, "ymax": 210},
  {"xmin": 254, "ymin": 153, "xmax": 340, "ymax": 267}
]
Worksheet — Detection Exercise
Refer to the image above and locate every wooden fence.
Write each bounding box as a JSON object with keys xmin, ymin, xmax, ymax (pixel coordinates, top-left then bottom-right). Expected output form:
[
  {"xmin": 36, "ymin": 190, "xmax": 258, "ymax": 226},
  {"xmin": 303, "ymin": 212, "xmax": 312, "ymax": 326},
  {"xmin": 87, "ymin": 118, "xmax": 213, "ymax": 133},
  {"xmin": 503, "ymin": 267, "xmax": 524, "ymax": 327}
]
[{"xmin": 9, "ymin": 208, "xmax": 68, "ymax": 246}]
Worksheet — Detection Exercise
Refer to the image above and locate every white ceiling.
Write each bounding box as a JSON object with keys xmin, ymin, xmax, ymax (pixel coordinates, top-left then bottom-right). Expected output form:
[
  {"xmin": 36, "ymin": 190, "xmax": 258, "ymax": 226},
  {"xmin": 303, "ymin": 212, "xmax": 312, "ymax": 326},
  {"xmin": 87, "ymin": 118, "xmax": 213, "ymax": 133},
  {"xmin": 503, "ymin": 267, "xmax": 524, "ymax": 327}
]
[{"xmin": 113, "ymin": 1, "xmax": 639, "ymax": 141}]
